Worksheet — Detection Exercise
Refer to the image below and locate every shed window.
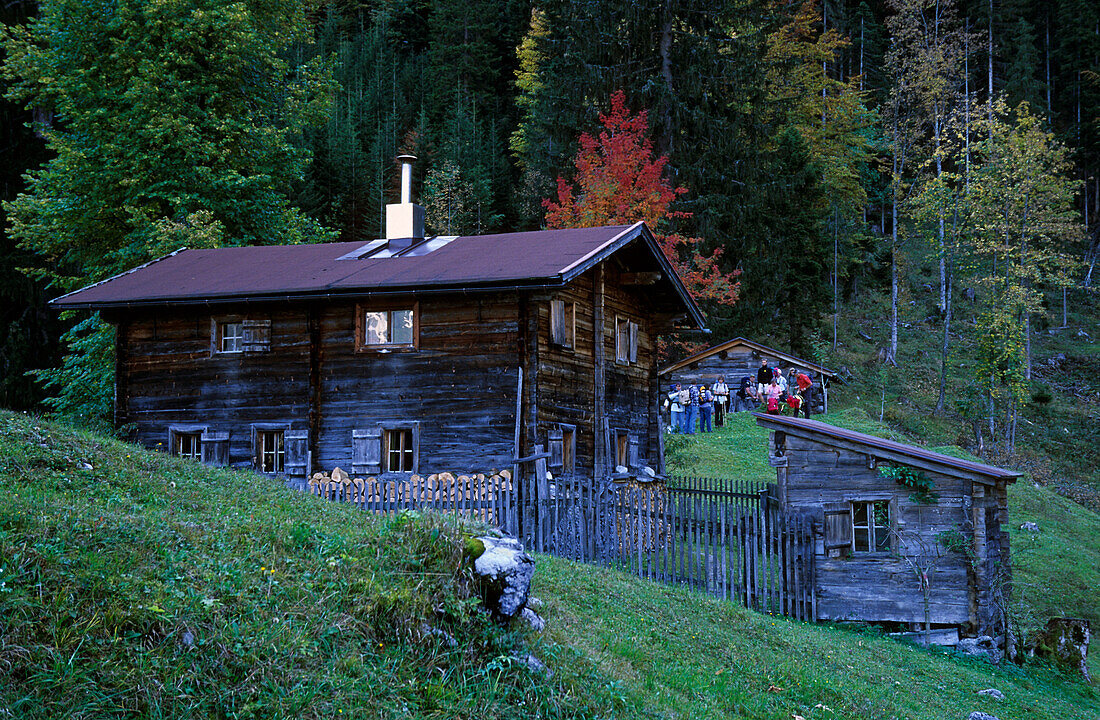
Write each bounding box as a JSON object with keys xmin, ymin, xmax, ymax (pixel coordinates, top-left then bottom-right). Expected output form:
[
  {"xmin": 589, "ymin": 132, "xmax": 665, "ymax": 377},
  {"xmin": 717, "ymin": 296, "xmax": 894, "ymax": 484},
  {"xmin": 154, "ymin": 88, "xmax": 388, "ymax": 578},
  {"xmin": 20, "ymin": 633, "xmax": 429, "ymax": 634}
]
[
  {"xmin": 550, "ymin": 300, "xmax": 575, "ymax": 348},
  {"xmin": 357, "ymin": 304, "xmax": 418, "ymax": 351},
  {"xmin": 175, "ymin": 432, "xmax": 202, "ymax": 460},
  {"xmin": 852, "ymin": 500, "xmax": 891, "ymax": 553},
  {"xmin": 384, "ymin": 428, "xmax": 415, "ymax": 472},
  {"xmin": 217, "ymin": 321, "xmax": 243, "ymax": 353},
  {"xmin": 615, "ymin": 316, "xmax": 638, "ymax": 363},
  {"xmin": 257, "ymin": 430, "xmax": 285, "ymax": 473},
  {"xmin": 613, "ymin": 429, "xmax": 631, "ymax": 468}
]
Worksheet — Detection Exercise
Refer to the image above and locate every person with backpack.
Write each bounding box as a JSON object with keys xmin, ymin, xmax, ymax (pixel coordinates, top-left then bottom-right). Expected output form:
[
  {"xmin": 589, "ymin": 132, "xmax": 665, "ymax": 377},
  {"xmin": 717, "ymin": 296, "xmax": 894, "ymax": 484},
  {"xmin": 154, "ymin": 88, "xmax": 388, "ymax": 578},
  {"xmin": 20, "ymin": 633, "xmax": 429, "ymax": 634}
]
[
  {"xmin": 679, "ymin": 384, "xmax": 694, "ymax": 434},
  {"xmin": 763, "ymin": 377, "xmax": 783, "ymax": 415},
  {"xmin": 756, "ymin": 358, "xmax": 772, "ymax": 397},
  {"xmin": 684, "ymin": 384, "xmax": 700, "ymax": 434},
  {"xmin": 735, "ymin": 375, "xmax": 756, "ymax": 412},
  {"xmin": 795, "ymin": 372, "xmax": 815, "ymax": 418},
  {"xmin": 699, "ymin": 384, "xmax": 714, "ymax": 433},
  {"xmin": 667, "ymin": 382, "xmax": 684, "ymax": 432}
]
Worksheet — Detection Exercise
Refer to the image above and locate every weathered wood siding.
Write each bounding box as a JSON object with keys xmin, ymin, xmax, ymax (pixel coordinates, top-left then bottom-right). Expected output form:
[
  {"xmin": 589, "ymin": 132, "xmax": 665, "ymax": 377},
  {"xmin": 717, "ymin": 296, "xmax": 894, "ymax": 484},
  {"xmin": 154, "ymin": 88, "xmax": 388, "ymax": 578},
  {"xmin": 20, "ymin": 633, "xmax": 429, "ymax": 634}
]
[
  {"xmin": 534, "ymin": 264, "xmax": 663, "ymax": 476},
  {"xmin": 774, "ymin": 432, "xmax": 975, "ymax": 627},
  {"xmin": 115, "ymin": 265, "xmax": 666, "ymax": 483},
  {"xmin": 117, "ymin": 307, "xmax": 311, "ymax": 464},
  {"xmin": 315, "ymin": 296, "xmax": 520, "ymax": 474}
]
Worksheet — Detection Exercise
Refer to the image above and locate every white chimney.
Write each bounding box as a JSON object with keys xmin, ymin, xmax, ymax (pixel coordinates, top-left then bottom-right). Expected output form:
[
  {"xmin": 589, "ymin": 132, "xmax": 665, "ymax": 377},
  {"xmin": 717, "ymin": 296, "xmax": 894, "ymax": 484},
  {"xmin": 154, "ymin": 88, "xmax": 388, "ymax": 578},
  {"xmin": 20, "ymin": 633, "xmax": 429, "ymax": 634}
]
[{"xmin": 386, "ymin": 154, "xmax": 425, "ymax": 249}]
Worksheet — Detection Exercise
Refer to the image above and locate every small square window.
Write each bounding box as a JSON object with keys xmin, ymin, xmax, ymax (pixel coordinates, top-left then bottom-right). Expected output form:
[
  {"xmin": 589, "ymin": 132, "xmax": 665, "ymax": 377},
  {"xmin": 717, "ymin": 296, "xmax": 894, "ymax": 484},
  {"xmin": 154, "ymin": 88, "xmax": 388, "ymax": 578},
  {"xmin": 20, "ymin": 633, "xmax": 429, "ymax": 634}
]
[
  {"xmin": 384, "ymin": 428, "xmax": 415, "ymax": 472},
  {"xmin": 852, "ymin": 500, "xmax": 891, "ymax": 553},
  {"xmin": 257, "ymin": 430, "xmax": 284, "ymax": 473},
  {"xmin": 175, "ymin": 432, "xmax": 202, "ymax": 460},
  {"xmin": 217, "ymin": 321, "xmax": 243, "ymax": 353},
  {"xmin": 358, "ymin": 305, "xmax": 418, "ymax": 351}
]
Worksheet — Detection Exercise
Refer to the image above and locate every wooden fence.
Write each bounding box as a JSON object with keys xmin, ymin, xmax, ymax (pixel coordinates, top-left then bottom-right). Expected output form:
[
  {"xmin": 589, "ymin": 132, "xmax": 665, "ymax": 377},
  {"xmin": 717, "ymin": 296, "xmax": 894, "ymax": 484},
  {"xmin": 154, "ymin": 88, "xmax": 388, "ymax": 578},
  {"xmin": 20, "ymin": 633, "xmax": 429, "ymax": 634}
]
[{"xmin": 302, "ymin": 471, "xmax": 815, "ymax": 621}]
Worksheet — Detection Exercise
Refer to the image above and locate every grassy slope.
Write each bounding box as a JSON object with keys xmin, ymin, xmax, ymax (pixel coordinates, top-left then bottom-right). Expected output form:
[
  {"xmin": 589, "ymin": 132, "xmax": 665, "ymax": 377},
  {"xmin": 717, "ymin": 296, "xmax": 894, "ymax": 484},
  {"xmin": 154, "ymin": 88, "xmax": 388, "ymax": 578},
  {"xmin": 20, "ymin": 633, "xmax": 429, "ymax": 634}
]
[
  {"xmin": 536, "ymin": 410, "xmax": 1100, "ymax": 718},
  {"xmin": 0, "ymin": 410, "xmax": 619, "ymax": 719},
  {"xmin": 2, "ymin": 409, "xmax": 1096, "ymax": 719}
]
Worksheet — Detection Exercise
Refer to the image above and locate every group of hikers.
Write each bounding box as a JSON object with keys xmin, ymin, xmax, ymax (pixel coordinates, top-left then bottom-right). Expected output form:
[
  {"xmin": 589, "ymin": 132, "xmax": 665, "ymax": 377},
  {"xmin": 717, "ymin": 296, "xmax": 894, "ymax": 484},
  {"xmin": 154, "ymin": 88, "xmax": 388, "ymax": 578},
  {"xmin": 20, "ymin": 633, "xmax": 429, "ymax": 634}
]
[{"xmin": 664, "ymin": 358, "xmax": 817, "ymax": 434}]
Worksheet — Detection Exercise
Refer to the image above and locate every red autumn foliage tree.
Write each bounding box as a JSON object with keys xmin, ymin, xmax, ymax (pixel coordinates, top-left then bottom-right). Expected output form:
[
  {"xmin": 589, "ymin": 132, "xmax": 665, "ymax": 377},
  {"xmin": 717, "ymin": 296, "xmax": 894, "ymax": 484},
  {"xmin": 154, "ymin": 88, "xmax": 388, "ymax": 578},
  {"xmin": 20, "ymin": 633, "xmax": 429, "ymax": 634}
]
[{"xmin": 544, "ymin": 91, "xmax": 739, "ymax": 320}]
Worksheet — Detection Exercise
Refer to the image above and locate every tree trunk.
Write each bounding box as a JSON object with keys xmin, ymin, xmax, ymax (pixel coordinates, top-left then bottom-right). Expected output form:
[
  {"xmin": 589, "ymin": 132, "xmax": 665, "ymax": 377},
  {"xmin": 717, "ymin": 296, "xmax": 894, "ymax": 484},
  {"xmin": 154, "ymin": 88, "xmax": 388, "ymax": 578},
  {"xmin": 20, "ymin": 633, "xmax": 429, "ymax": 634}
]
[{"xmin": 936, "ymin": 257, "xmax": 953, "ymax": 415}]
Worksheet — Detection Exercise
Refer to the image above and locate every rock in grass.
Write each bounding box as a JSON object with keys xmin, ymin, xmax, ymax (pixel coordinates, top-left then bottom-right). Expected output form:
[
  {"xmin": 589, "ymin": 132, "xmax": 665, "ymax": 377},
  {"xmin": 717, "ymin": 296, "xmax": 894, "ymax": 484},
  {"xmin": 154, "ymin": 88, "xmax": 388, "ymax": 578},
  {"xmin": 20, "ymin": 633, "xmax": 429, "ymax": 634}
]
[
  {"xmin": 473, "ymin": 536, "xmax": 535, "ymax": 619},
  {"xmin": 520, "ymin": 607, "xmax": 545, "ymax": 632},
  {"xmin": 968, "ymin": 713, "xmax": 1001, "ymax": 720},
  {"xmin": 1019, "ymin": 522, "xmax": 1039, "ymax": 532},
  {"xmin": 977, "ymin": 689, "xmax": 1005, "ymax": 700}
]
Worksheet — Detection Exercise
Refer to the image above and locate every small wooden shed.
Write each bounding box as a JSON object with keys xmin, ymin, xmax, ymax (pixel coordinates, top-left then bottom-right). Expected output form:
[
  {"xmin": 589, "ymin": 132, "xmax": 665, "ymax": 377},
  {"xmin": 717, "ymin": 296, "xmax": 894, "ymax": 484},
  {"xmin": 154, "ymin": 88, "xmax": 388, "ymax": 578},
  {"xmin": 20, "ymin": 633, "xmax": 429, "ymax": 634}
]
[
  {"xmin": 756, "ymin": 414, "xmax": 1020, "ymax": 640},
  {"xmin": 659, "ymin": 337, "xmax": 837, "ymax": 412}
]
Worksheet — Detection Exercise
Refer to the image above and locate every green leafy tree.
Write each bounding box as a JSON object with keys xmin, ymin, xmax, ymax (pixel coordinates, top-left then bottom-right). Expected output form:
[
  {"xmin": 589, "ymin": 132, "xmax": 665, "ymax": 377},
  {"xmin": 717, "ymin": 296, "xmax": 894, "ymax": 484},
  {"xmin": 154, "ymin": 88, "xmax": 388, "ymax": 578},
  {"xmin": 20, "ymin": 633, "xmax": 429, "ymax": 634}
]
[{"xmin": 2, "ymin": 0, "xmax": 336, "ymax": 426}]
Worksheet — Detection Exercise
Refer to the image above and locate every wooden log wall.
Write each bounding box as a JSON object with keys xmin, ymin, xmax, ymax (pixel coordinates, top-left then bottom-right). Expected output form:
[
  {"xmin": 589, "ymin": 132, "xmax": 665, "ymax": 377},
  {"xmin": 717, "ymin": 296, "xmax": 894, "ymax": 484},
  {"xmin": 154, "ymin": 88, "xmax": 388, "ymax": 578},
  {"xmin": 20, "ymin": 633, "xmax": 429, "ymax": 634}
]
[
  {"xmin": 117, "ymin": 306, "xmax": 312, "ymax": 464},
  {"xmin": 773, "ymin": 430, "xmax": 1006, "ymax": 630}
]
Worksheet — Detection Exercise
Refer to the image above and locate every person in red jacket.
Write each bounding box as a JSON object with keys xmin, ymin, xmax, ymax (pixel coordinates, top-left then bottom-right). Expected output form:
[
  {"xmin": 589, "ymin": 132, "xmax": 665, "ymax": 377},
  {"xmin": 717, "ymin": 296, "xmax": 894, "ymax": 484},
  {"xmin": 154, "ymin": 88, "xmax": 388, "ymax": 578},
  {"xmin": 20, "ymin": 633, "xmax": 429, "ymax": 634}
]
[{"xmin": 795, "ymin": 372, "xmax": 814, "ymax": 419}]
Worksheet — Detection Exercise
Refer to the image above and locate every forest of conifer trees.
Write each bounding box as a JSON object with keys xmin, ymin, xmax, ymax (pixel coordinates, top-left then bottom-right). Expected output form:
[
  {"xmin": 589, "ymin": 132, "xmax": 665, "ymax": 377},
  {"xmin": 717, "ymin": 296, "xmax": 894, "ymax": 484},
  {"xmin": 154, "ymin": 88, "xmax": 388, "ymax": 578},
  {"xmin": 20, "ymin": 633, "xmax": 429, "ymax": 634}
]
[{"xmin": 1, "ymin": 0, "xmax": 1097, "ymax": 451}]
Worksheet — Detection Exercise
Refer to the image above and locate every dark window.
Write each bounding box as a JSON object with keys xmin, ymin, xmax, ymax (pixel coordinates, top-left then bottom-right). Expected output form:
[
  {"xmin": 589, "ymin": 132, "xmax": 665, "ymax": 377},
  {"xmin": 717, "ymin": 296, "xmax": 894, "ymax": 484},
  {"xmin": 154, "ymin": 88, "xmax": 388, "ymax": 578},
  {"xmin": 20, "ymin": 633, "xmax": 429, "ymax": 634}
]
[
  {"xmin": 852, "ymin": 500, "xmax": 891, "ymax": 553},
  {"xmin": 175, "ymin": 433, "xmax": 202, "ymax": 460},
  {"xmin": 550, "ymin": 300, "xmax": 575, "ymax": 348},
  {"xmin": 384, "ymin": 428, "xmax": 415, "ymax": 472},
  {"xmin": 562, "ymin": 426, "xmax": 576, "ymax": 473},
  {"xmin": 615, "ymin": 316, "xmax": 638, "ymax": 363},
  {"xmin": 257, "ymin": 430, "xmax": 285, "ymax": 473}
]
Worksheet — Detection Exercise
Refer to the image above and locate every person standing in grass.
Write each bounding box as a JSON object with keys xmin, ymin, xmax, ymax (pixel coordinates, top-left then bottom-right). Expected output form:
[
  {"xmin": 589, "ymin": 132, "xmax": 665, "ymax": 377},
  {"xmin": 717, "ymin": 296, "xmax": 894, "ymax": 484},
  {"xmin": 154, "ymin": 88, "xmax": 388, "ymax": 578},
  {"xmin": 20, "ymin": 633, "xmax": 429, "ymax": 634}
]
[
  {"xmin": 795, "ymin": 372, "xmax": 815, "ymax": 418},
  {"xmin": 684, "ymin": 384, "xmax": 700, "ymax": 434},
  {"xmin": 699, "ymin": 384, "xmax": 714, "ymax": 433},
  {"xmin": 756, "ymin": 358, "xmax": 772, "ymax": 397},
  {"xmin": 667, "ymin": 383, "xmax": 684, "ymax": 432},
  {"xmin": 712, "ymin": 376, "xmax": 730, "ymax": 426}
]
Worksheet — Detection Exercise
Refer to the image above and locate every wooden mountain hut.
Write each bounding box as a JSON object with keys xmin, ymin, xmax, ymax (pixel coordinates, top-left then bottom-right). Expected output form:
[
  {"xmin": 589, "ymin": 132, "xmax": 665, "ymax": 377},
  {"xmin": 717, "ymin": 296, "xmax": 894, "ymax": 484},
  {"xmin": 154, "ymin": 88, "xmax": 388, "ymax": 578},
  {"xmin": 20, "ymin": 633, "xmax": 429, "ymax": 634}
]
[
  {"xmin": 659, "ymin": 337, "xmax": 836, "ymax": 413},
  {"xmin": 51, "ymin": 157, "xmax": 705, "ymax": 488},
  {"xmin": 755, "ymin": 414, "xmax": 1020, "ymax": 641}
]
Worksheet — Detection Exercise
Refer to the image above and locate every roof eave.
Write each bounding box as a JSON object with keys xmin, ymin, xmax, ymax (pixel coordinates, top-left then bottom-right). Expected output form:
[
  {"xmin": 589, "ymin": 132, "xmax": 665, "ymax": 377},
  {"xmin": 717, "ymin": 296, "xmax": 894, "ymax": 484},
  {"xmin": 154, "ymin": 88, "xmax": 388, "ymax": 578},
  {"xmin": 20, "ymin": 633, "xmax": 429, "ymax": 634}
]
[
  {"xmin": 559, "ymin": 221, "xmax": 706, "ymax": 330},
  {"xmin": 659, "ymin": 336, "xmax": 837, "ymax": 377}
]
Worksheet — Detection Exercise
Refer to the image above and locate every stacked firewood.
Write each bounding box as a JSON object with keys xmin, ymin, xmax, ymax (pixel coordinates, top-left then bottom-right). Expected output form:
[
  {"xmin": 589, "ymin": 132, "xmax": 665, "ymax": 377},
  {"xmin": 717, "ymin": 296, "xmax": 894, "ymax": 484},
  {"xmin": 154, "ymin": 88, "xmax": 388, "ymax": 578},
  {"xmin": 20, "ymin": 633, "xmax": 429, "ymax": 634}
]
[{"xmin": 307, "ymin": 467, "xmax": 514, "ymax": 504}]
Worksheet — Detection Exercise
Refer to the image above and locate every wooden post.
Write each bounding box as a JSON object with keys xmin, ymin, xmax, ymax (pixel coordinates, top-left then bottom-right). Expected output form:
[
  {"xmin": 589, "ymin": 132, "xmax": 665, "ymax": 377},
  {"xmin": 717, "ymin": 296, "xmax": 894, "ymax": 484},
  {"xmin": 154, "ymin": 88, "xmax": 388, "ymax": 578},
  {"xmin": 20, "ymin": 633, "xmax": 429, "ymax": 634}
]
[
  {"xmin": 535, "ymin": 445, "xmax": 549, "ymax": 554},
  {"xmin": 593, "ymin": 264, "xmax": 606, "ymax": 478},
  {"xmin": 513, "ymin": 366, "xmax": 523, "ymax": 540},
  {"xmin": 307, "ymin": 306, "xmax": 322, "ymax": 477}
]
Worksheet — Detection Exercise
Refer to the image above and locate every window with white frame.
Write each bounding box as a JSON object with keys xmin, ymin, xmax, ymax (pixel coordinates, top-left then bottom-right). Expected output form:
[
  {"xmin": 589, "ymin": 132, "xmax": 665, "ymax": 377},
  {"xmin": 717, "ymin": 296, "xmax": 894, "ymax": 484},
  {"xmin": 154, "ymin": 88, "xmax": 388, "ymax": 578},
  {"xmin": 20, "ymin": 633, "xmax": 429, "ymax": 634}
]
[
  {"xmin": 852, "ymin": 500, "xmax": 892, "ymax": 553},
  {"xmin": 357, "ymin": 305, "xmax": 417, "ymax": 351},
  {"xmin": 216, "ymin": 321, "xmax": 243, "ymax": 353},
  {"xmin": 383, "ymin": 428, "xmax": 415, "ymax": 472},
  {"xmin": 256, "ymin": 429, "xmax": 285, "ymax": 473}
]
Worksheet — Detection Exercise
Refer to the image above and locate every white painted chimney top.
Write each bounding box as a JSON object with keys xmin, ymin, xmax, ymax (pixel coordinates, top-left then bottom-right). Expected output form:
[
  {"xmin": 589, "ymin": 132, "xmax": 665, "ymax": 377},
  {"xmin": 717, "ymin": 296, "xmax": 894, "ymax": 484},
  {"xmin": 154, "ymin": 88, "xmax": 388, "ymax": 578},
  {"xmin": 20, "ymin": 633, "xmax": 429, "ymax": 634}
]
[{"xmin": 386, "ymin": 154, "xmax": 424, "ymax": 248}]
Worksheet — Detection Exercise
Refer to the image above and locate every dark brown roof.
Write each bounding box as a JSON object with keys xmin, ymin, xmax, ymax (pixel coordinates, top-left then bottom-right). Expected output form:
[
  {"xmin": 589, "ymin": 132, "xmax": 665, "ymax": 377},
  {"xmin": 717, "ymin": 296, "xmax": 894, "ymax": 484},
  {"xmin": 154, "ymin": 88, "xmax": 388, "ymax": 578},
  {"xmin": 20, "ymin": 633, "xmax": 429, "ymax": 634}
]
[
  {"xmin": 659, "ymin": 337, "xmax": 837, "ymax": 378},
  {"xmin": 52, "ymin": 222, "xmax": 705, "ymax": 327},
  {"xmin": 754, "ymin": 414, "xmax": 1021, "ymax": 483}
]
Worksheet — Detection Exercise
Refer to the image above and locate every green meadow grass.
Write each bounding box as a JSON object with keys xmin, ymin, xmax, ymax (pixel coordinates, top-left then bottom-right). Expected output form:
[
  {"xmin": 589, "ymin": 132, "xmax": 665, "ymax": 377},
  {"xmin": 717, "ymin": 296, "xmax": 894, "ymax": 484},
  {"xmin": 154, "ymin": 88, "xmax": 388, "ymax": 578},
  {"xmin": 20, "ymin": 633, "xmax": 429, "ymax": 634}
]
[{"xmin": 1, "ymin": 408, "xmax": 1095, "ymax": 719}]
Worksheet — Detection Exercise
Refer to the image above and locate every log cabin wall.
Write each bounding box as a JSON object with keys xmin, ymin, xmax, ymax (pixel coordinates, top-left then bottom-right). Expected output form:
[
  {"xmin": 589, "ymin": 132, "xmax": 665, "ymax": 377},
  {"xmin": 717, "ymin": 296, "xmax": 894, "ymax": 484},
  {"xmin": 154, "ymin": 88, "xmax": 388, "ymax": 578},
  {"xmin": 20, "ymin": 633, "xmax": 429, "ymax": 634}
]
[
  {"xmin": 773, "ymin": 431, "xmax": 977, "ymax": 629},
  {"xmin": 315, "ymin": 295, "xmax": 521, "ymax": 475},
  {"xmin": 534, "ymin": 263, "xmax": 664, "ymax": 479},
  {"xmin": 116, "ymin": 305, "xmax": 312, "ymax": 464}
]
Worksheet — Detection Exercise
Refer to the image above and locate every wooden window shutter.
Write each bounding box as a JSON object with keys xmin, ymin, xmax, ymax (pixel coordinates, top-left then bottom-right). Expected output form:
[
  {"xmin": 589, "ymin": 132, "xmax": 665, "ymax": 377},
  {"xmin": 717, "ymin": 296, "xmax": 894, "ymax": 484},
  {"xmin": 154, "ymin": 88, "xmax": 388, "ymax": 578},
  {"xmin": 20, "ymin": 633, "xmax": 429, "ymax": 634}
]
[
  {"xmin": 548, "ymin": 425, "xmax": 564, "ymax": 468},
  {"xmin": 823, "ymin": 502, "xmax": 853, "ymax": 557},
  {"xmin": 628, "ymin": 321, "xmax": 638, "ymax": 362},
  {"xmin": 200, "ymin": 430, "xmax": 230, "ymax": 467},
  {"xmin": 550, "ymin": 300, "xmax": 567, "ymax": 345},
  {"xmin": 284, "ymin": 429, "xmax": 309, "ymax": 477},
  {"xmin": 352, "ymin": 427, "xmax": 382, "ymax": 475},
  {"xmin": 242, "ymin": 318, "xmax": 271, "ymax": 352},
  {"xmin": 627, "ymin": 435, "xmax": 640, "ymax": 468}
]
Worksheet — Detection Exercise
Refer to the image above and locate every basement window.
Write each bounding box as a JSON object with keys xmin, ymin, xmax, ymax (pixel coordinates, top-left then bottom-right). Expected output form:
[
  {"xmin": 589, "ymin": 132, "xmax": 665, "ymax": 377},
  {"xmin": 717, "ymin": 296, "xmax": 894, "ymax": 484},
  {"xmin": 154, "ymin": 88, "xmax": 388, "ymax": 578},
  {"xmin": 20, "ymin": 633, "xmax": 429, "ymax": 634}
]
[
  {"xmin": 357, "ymin": 304, "xmax": 418, "ymax": 351},
  {"xmin": 175, "ymin": 433, "xmax": 202, "ymax": 460},
  {"xmin": 384, "ymin": 428, "xmax": 416, "ymax": 473},
  {"xmin": 256, "ymin": 429, "xmax": 285, "ymax": 474},
  {"xmin": 852, "ymin": 500, "xmax": 892, "ymax": 553}
]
